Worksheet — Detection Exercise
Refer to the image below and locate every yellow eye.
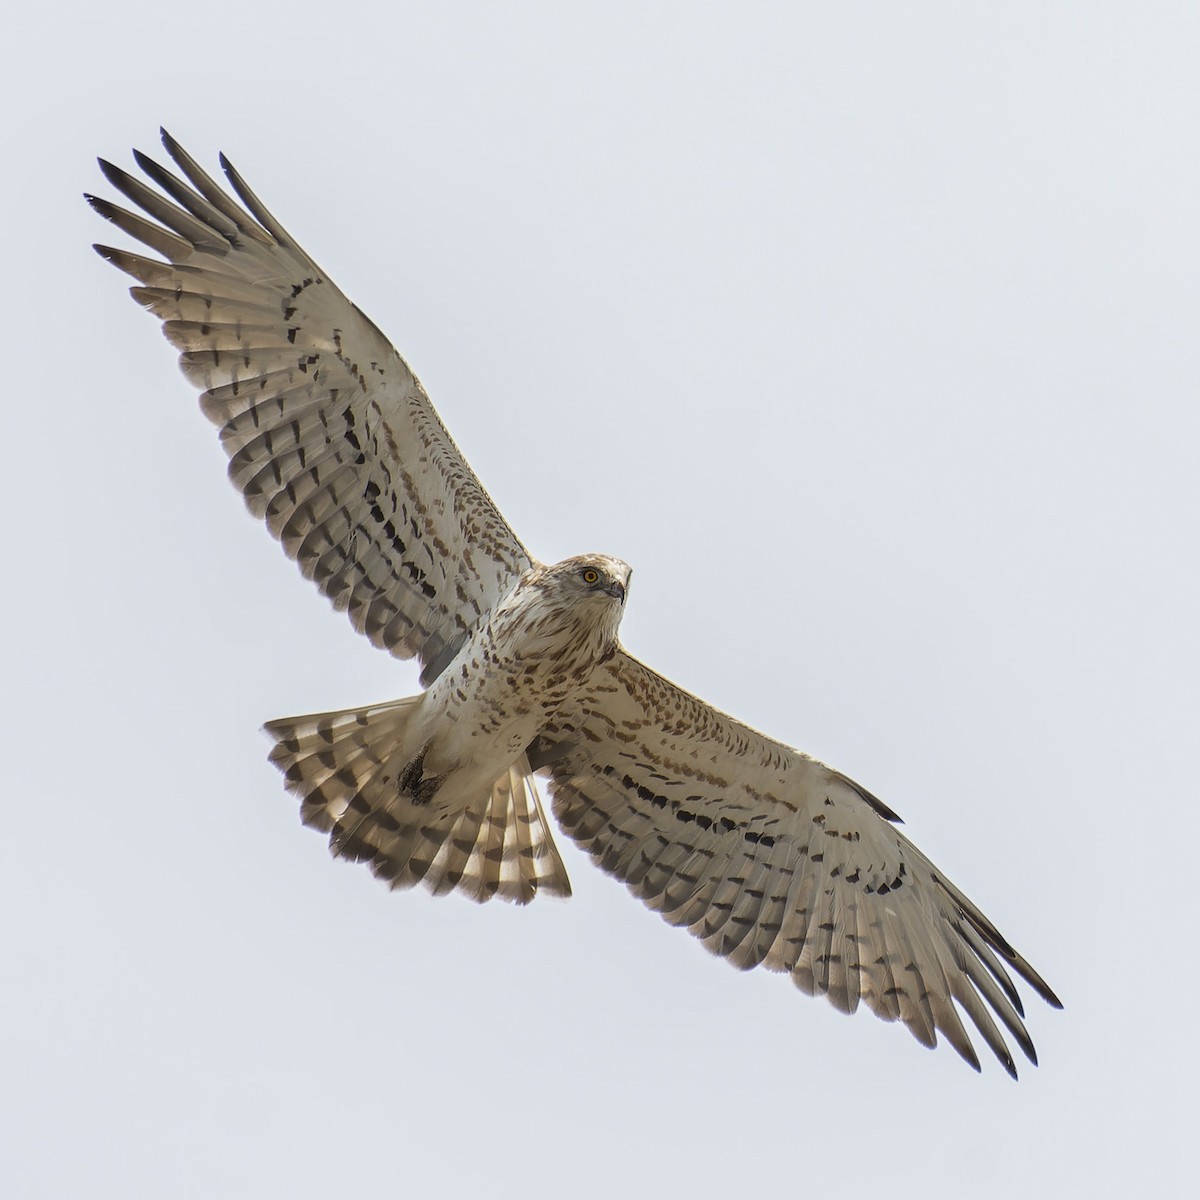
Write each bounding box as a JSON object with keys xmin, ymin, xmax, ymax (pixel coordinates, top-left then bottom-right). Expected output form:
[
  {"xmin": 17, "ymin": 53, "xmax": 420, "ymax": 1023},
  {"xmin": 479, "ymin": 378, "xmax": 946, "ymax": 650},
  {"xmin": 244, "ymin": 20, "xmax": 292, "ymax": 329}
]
[{"xmin": 582, "ymin": 568, "xmax": 600, "ymax": 585}]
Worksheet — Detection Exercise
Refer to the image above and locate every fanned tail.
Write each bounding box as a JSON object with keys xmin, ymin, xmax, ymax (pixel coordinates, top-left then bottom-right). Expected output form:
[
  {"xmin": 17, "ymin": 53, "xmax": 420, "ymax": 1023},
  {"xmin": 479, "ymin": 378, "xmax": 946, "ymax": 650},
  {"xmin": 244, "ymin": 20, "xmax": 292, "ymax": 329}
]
[{"xmin": 264, "ymin": 700, "xmax": 572, "ymax": 903}]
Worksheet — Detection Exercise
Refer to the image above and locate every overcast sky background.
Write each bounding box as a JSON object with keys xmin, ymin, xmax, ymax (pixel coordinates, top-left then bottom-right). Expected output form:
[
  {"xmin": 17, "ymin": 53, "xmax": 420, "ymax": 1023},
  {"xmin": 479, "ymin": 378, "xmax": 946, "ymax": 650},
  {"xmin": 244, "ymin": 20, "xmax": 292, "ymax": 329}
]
[{"xmin": 3, "ymin": 3, "xmax": 1196, "ymax": 1196}]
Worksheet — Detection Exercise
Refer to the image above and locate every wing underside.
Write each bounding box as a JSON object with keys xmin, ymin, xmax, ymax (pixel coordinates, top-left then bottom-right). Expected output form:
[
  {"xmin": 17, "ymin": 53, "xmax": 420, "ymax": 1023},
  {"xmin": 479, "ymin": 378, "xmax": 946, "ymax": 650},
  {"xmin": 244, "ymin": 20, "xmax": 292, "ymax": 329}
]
[
  {"xmin": 536, "ymin": 651, "xmax": 1061, "ymax": 1076},
  {"xmin": 89, "ymin": 130, "xmax": 533, "ymax": 681}
]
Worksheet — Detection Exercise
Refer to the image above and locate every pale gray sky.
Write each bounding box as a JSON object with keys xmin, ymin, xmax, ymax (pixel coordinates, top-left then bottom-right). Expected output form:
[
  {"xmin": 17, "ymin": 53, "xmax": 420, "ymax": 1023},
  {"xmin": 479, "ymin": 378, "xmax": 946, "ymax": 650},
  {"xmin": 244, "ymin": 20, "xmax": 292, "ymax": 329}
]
[{"xmin": 3, "ymin": 3, "xmax": 1196, "ymax": 1196}]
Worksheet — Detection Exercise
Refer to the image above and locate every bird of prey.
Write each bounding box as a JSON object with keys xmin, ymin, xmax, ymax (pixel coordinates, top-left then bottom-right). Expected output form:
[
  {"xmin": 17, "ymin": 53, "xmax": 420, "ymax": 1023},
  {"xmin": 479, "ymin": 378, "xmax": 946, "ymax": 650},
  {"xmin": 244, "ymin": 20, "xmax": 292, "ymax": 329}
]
[{"xmin": 89, "ymin": 130, "xmax": 1061, "ymax": 1077}]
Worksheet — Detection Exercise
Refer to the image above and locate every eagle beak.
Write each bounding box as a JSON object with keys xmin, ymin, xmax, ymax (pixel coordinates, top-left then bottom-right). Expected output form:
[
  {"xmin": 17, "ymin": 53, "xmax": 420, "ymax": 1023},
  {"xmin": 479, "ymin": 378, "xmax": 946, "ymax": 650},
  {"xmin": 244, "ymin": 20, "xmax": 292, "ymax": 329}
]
[{"xmin": 606, "ymin": 580, "xmax": 626, "ymax": 602}]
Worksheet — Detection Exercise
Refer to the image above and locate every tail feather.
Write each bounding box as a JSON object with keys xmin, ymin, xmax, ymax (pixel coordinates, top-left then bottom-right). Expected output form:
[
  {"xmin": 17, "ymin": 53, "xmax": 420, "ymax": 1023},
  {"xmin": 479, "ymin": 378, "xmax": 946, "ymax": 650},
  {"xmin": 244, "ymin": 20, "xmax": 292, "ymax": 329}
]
[
  {"xmin": 424, "ymin": 759, "xmax": 572, "ymax": 903},
  {"xmin": 424, "ymin": 779, "xmax": 502, "ymax": 899},
  {"xmin": 266, "ymin": 698, "xmax": 418, "ymax": 833},
  {"xmin": 264, "ymin": 700, "xmax": 572, "ymax": 904},
  {"xmin": 508, "ymin": 761, "xmax": 570, "ymax": 901}
]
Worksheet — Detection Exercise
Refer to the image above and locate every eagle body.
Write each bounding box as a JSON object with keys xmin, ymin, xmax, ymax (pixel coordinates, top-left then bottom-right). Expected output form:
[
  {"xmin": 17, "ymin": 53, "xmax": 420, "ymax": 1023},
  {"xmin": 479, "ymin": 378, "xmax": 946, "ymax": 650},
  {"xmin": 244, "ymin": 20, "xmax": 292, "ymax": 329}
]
[
  {"xmin": 89, "ymin": 131, "xmax": 1061, "ymax": 1076},
  {"xmin": 410, "ymin": 554, "xmax": 629, "ymax": 779}
]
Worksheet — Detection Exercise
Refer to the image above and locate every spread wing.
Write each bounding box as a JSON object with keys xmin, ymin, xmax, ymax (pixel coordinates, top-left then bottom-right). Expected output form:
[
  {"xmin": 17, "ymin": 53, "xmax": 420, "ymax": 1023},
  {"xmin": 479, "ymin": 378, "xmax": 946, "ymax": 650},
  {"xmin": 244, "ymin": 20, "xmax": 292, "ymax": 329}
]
[
  {"xmin": 532, "ymin": 651, "xmax": 1062, "ymax": 1077},
  {"xmin": 88, "ymin": 130, "xmax": 531, "ymax": 682}
]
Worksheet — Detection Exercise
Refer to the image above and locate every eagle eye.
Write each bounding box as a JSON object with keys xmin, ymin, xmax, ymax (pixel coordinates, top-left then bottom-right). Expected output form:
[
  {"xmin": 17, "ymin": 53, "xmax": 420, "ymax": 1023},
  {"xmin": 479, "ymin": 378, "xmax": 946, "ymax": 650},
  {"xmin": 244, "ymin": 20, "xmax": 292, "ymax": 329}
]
[{"xmin": 581, "ymin": 568, "xmax": 600, "ymax": 585}]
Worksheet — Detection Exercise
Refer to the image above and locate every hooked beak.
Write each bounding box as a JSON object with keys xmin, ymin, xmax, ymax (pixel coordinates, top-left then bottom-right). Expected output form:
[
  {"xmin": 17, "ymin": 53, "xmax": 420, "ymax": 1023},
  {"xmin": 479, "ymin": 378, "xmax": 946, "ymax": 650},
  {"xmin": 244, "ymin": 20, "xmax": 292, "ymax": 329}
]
[{"xmin": 605, "ymin": 580, "xmax": 627, "ymax": 603}]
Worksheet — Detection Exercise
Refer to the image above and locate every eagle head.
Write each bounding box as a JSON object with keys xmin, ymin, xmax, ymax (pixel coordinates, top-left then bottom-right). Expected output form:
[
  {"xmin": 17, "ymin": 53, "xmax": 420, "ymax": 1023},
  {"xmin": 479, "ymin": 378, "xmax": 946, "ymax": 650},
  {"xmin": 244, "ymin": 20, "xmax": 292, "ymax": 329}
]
[{"xmin": 550, "ymin": 554, "xmax": 631, "ymax": 604}]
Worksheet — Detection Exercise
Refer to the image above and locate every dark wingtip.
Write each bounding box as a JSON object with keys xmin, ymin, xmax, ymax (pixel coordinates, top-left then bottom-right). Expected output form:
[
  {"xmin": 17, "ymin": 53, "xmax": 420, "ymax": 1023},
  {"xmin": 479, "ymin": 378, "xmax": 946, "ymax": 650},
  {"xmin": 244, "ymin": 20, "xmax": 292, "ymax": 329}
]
[
  {"xmin": 160, "ymin": 127, "xmax": 182, "ymax": 158},
  {"xmin": 1023, "ymin": 968, "xmax": 1064, "ymax": 1011},
  {"xmin": 96, "ymin": 156, "xmax": 127, "ymax": 189},
  {"xmin": 834, "ymin": 770, "xmax": 904, "ymax": 823}
]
